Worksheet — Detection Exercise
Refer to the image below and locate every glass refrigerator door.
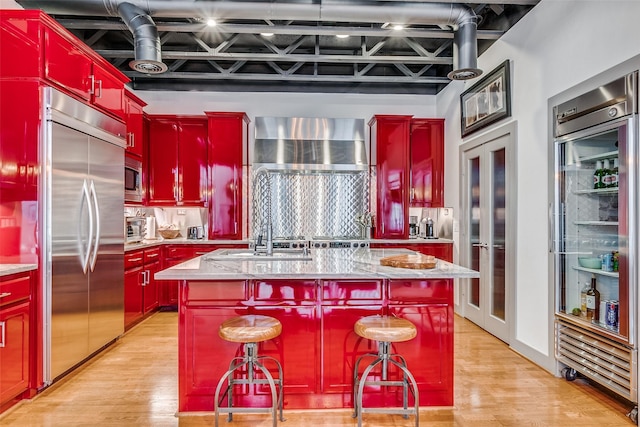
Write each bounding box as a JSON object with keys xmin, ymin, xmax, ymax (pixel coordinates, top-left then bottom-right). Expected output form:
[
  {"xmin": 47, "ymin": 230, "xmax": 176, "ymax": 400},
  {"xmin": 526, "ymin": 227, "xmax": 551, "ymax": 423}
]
[{"xmin": 556, "ymin": 119, "xmax": 629, "ymax": 343}]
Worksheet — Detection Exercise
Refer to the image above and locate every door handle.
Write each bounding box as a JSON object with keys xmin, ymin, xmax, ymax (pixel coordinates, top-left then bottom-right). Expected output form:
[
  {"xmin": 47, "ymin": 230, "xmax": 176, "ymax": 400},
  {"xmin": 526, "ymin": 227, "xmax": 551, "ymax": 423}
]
[
  {"xmin": 79, "ymin": 179, "xmax": 93, "ymax": 274},
  {"xmin": 472, "ymin": 243, "xmax": 489, "ymax": 249},
  {"xmin": 89, "ymin": 180, "xmax": 101, "ymax": 272}
]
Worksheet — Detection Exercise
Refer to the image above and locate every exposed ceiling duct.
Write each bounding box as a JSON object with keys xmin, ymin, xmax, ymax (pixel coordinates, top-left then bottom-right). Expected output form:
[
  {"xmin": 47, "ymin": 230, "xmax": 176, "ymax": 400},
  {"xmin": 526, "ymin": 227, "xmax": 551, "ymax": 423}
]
[
  {"xmin": 16, "ymin": 0, "xmax": 483, "ymax": 80},
  {"xmin": 116, "ymin": 2, "xmax": 167, "ymax": 74}
]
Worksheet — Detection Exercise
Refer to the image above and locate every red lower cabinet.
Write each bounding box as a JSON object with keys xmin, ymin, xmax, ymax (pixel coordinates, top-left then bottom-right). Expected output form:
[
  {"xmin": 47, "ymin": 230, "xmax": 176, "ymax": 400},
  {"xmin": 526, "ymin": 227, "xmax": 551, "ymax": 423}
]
[
  {"xmin": 0, "ymin": 272, "xmax": 32, "ymax": 412},
  {"xmin": 124, "ymin": 247, "xmax": 161, "ymax": 329},
  {"xmin": 388, "ymin": 279, "xmax": 453, "ymax": 406},
  {"xmin": 178, "ymin": 278, "xmax": 454, "ymax": 411},
  {"xmin": 370, "ymin": 242, "xmax": 453, "ymax": 263}
]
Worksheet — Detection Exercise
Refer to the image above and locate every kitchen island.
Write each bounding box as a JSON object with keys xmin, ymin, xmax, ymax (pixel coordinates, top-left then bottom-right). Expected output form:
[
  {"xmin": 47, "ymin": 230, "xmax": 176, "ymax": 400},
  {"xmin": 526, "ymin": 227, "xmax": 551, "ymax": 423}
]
[{"xmin": 155, "ymin": 248, "xmax": 478, "ymax": 413}]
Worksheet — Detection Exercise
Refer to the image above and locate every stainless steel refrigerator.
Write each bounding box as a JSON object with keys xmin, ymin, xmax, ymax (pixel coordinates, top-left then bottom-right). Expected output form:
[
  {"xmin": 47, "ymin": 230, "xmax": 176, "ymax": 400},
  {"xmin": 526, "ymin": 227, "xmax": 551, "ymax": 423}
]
[
  {"xmin": 551, "ymin": 71, "xmax": 638, "ymax": 412},
  {"xmin": 42, "ymin": 87, "xmax": 125, "ymax": 382}
]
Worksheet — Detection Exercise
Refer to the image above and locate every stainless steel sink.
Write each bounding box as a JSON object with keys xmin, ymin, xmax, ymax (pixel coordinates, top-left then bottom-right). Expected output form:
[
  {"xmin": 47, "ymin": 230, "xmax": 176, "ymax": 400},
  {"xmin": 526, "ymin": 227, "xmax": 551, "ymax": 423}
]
[{"xmin": 204, "ymin": 249, "xmax": 312, "ymax": 262}]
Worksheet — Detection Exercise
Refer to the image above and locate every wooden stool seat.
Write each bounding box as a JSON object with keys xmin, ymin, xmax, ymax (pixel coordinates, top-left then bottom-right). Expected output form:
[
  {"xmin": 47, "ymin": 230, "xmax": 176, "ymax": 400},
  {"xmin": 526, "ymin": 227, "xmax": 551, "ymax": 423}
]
[
  {"xmin": 219, "ymin": 315, "xmax": 282, "ymax": 343},
  {"xmin": 354, "ymin": 315, "xmax": 417, "ymax": 343}
]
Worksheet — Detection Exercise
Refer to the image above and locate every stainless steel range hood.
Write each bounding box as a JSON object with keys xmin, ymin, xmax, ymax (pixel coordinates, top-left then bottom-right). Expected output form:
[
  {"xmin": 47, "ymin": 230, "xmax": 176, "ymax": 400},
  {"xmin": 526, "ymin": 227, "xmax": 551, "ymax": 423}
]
[{"xmin": 253, "ymin": 117, "xmax": 367, "ymax": 171}]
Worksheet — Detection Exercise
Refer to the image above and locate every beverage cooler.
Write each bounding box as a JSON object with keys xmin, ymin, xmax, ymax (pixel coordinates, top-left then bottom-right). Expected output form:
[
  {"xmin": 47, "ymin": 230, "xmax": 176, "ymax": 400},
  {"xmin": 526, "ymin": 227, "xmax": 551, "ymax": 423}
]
[{"xmin": 552, "ymin": 71, "xmax": 638, "ymax": 416}]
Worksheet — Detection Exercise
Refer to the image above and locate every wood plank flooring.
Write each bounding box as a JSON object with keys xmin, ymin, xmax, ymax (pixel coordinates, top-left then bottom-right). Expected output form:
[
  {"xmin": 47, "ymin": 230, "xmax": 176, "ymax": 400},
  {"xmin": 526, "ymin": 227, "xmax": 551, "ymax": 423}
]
[{"xmin": 1, "ymin": 312, "xmax": 634, "ymax": 426}]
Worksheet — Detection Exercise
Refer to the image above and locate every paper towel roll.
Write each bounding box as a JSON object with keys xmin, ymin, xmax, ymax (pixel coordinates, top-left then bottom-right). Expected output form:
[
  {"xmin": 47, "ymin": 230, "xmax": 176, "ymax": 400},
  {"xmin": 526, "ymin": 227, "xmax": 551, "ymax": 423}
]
[{"xmin": 145, "ymin": 216, "xmax": 156, "ymax": 239}]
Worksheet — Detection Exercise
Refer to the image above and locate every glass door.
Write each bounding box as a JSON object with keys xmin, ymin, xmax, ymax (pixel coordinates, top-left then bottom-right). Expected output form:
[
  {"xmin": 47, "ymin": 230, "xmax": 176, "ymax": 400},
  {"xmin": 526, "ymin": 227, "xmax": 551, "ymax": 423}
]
[
  {"xmin": 462, "ymin": 129, "xmax": 514, "ymax": 343},
  {"xmin": 554, "ymin": 119, "xmax": 629, "ymax": 343}
]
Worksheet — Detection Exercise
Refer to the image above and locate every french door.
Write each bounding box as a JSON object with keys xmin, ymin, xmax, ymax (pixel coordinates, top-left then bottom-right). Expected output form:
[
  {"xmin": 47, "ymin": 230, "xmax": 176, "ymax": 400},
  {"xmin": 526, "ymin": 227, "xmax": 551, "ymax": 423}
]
[{"xmin": 460, "ymin": 124, "xmax": 516, "ymax": 343}]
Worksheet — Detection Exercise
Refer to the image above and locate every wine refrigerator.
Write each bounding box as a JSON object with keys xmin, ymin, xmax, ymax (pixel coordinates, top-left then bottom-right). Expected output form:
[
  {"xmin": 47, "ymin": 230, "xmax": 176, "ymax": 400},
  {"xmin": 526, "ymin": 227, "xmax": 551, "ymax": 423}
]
[{"xmin": 552, "ymin": 71, "xmax": 638, "ymax": 412}]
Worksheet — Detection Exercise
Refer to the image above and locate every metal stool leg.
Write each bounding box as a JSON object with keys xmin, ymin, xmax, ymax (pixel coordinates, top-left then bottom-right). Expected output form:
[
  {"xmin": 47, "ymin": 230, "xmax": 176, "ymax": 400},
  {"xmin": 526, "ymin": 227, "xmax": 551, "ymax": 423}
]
[
  {"xmin": 353, "ymin": 341, "xmax": 419, "ymax": 427},
  {"xmin": 214, "ymin": 343, "xmax": 284, "ymax": 427}
]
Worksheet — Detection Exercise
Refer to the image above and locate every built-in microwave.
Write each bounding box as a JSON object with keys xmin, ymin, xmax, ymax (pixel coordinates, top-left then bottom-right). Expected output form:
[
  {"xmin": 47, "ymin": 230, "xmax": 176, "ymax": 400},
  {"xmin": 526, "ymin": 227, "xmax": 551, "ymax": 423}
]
[{"xmin": 124, "ymin": 156, "xmax": 143, "ymax": 204}]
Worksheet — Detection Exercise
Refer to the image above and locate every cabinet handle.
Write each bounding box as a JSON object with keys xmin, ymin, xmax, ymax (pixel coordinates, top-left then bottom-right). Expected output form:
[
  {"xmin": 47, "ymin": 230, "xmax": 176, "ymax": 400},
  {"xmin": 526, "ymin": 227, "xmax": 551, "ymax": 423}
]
[
  {"xmin": 0, "ymin": 292, "xmax": 12, "ymax": 298},
  {"xmin": 0, "ymin": 321, "xmax": 5, "ymax": 348},
  {"xmin": 89, "ymin": 75, "xmax": 95, "ymax": 95},
  {"xmin": 130, "ymin": 132, "xmax": 135, "ymax": 148},
  {"xmin": 139, "ymin": 271, "xmax": 146, "ymax": 286},
  {"xmin": 410, "ymin": 187, "xmax": 415, "ymax": 202},
  {"xmin": 128, "ymin": 257, "xmax": 143, "ymax": 263},
  {"xmin": 146, "ymin": 253, "xmax": 158, "ymax": 259},
  {"xmin": 95, "ymin": 79, "xmax": 103, "ymax": 98}
]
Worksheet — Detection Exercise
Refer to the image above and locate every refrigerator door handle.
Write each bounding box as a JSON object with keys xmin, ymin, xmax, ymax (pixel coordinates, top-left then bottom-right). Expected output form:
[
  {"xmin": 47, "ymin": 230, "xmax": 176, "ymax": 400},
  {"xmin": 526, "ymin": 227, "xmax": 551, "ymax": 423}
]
[
  {"xmin": 79, "ymin": 179, "xmax": 93, "ymax": 274},
  {"xmin": 89, "ymin": 180, "xmax": 101, "ymax": 272},
  {"xmin": 548, "ymin": 203, "xmax": 554, "ymax": 253}
]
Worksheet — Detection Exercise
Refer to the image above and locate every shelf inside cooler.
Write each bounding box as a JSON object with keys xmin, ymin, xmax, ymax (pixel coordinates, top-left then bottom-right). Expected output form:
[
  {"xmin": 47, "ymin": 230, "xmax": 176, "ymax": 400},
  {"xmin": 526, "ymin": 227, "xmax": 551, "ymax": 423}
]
[
  {"xmin": 574, "ymin": 188, "xmax": 619, "ymax": 195},
  {"xmin": 573, "ymin": 220, "xmax": 619, "ymax": 226},
  {"xmin": 572, "ymin": 265, "xmax": 619, "ymax": 278},
  {"xmin": 577, "ymin": 150, "xmax": 619, "ymax": 163}
]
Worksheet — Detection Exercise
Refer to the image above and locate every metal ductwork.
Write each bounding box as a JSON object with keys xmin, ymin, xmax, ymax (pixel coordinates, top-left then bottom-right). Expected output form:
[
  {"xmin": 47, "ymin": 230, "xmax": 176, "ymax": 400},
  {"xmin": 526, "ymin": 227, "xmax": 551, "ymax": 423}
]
[
  {"xmin": 16, "ymin": 0, "xmax": 482, "ymax": 80},
  {"xmin": 116, "ymin": 2, "xmax": 167, "ymax": 74}
]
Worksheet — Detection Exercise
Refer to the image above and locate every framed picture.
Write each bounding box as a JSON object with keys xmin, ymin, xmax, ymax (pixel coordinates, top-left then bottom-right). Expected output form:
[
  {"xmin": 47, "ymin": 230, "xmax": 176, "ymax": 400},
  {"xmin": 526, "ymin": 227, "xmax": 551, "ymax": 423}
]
[{"xmin": 460, "ymin": 60, "xmax": 511, "ymax": 137}]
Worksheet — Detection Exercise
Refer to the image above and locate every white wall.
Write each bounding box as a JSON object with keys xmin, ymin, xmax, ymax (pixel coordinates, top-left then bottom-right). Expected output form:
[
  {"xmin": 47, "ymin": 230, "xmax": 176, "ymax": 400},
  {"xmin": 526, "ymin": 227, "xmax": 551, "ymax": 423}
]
[
  {"xmin": 137, "ymin": 91, "xmax": 437, "ymax": 155},
  {"xmin": 0, "ymin": 0, "xmax": 22, "ymax": 8},
  {"xmin": 437, "ymin": 0, "xmax": 640, "ymax": 370}
]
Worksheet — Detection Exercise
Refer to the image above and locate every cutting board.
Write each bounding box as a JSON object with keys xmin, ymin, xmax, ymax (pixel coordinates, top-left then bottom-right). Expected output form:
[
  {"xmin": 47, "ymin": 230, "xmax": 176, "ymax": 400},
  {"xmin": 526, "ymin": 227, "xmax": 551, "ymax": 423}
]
[{"xmin": 380, "ymin": 253, "xmax": 437, "ymax": 269}]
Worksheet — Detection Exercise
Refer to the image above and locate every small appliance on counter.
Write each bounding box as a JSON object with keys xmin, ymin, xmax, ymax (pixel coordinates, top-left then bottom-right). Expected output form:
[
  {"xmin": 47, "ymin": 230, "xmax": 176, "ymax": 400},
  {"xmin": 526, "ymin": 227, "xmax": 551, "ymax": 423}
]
[
  {"xmin": 125, "ymin": 216, "xmax": 146, "ymax": 244},
  {"xmin": 409, "ymin": 216, "xmax": 418, "ymax": 237},
  {"xmin": 418, "ymin": 207, "xmax": 454, "ymax": 240},
  {"xmin": 187, "ymin": 226, "xmax": 205, "ymax": 240}
]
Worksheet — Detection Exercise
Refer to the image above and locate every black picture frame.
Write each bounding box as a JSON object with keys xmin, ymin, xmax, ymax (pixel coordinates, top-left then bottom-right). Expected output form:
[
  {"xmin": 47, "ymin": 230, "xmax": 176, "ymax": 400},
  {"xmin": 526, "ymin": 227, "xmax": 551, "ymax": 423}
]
[{"xmin": 460, "ymin": 60, "xmax": 511, "ymax": 137}]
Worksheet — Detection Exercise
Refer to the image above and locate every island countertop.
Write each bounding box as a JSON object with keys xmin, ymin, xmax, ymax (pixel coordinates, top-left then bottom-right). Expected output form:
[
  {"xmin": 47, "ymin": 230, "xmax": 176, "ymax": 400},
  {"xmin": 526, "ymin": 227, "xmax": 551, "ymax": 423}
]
[{"xmin": 154, "ymin": 247, "xmax": 479, "ymax": 281}]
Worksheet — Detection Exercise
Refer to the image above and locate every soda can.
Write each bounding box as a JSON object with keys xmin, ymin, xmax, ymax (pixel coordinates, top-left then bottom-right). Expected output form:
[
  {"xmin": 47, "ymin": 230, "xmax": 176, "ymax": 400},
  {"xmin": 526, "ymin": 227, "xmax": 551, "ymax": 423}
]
[{"xmin": 606, "ymin": 300, "xmax": 619, "ymax": 329}]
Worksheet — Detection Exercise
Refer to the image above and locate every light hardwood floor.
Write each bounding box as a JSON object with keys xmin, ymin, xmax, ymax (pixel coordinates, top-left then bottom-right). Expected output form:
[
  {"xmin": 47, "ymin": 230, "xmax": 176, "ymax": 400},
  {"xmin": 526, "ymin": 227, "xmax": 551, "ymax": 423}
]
[{"xmin": 1, "ymin": 312, "xmax": 634, "ymax": 426}]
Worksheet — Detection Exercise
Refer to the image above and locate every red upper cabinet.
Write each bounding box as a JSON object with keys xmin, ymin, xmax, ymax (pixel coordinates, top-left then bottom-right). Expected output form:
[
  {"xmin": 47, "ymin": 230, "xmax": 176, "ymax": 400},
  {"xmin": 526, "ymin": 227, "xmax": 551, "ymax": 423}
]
[
  {"xmin": 124, "ymin": 91, "xmax": 146, "ymax": 158},
  {"xmin": 43, "ymin": 26, "xmax": 94, "ymax": 102},
  {"xmin": 370, "ymin": 115, "xmax": 412, "ymax": 239},
  {"xmin": 410, "ymin": 119, "xmax": 444, "ymax": 207},
  {"xmin": 0, "ymin": 10, "xmax": 128, "ymax": 120},
  {"xmin": 205, "ymin": 112, "xmax": 249, "ymax": 240},
  {"xmin": 147, "ymin": 116, "xmax": 208, "ymax": 206}
]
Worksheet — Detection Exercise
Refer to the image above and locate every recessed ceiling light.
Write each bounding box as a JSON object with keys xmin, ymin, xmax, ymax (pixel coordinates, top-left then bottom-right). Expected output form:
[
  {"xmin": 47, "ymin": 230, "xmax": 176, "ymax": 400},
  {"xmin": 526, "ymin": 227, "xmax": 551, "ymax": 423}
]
[
  {"xmin": 393, "ymin": 24, "xmax": 404, "ymax": 31},
  {"xmin": 261, "ymin": 32, "xmax": 274, "ymax": 37},
  {"xmin": 206, "ymin": 18, "xmax": 217, "ymax": 27},
  {"xmin": 336, "ymin": 34, "xmax": 349, "ymax": 39}
]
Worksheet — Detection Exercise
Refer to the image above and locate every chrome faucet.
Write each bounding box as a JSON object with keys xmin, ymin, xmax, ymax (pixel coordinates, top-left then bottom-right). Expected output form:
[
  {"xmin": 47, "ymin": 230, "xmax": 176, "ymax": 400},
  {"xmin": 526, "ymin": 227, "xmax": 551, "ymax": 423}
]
[{"xmin": 253, "ymin": 167, "xmax": 273, "ymax": 256}]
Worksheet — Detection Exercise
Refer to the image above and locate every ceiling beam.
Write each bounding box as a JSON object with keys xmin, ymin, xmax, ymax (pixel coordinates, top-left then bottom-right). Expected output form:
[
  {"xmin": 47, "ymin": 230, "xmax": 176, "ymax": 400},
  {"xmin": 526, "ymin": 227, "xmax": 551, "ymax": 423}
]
[
  {"xmin": 56, "ymin": 19, "xmax": 504, "ymax": 40},
  {"xmin": 96, "ymin": 49, "xmax": 453, "ymax": 65},
  {"xmin": 124, "ymin": 70, "xmax": 451, "ymax": 84}
]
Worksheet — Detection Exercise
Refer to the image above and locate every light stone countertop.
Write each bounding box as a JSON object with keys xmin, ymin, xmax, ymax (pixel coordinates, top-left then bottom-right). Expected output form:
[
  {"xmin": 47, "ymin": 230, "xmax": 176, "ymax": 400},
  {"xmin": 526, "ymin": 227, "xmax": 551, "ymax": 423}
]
[
  {"xmin": 155, "ymin": 247, "xmax": 478, "ymax": 281},
  {"xmin": 0, "ymin": 264, "xmax": 38, "ymax": 277}
]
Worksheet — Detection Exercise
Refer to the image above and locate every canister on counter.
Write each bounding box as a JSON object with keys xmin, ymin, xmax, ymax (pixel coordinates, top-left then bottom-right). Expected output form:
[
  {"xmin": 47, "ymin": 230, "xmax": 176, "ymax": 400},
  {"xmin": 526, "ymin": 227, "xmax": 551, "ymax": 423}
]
[{"xmin": 606, "ymin": 300, "xmax": 619, "ymax": 329}]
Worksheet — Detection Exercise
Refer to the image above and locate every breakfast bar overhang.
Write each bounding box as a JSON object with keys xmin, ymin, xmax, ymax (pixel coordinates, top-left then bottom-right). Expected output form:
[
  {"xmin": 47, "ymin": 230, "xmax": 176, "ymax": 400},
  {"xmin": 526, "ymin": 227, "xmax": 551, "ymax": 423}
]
[{"xmin": 155, "ymin": 248, "xmax": 479, "ymax": 413}]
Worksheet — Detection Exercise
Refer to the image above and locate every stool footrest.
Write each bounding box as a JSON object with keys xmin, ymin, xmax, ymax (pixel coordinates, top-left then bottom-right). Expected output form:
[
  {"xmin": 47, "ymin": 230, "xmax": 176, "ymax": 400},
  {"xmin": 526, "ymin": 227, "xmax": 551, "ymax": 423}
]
[
  {"xmin": 361, "ymin": 379, "xmax": 407, "ymax": 387},
  {"xmin": 362, "ymin": 407, "xmax": 418, "ymax": 415},
  {"xmin": 217, "ymin": 407, "xmax": 276, "ymax": 415}
]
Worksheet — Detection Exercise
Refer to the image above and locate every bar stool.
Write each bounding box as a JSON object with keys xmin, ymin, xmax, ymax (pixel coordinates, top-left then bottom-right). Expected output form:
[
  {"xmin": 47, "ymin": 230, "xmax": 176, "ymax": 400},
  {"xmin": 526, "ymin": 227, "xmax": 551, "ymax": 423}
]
[
  {"xmin": 352, "ymin": 315, "xmax": 419, "ymax": 427},
  {"xmin": 214, "ymin": 315, "xmax": 285, "ymax": 427}
]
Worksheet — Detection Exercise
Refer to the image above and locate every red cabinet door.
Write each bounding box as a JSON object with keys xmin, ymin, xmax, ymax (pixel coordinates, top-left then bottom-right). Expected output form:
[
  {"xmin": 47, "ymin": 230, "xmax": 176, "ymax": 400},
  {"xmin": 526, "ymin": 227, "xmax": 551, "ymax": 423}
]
[
  {"xmin": 181, "ymin": 305, "xmax": 250, "ymax": 412},
  {"xmin": 177, "ymin": 118, "xmax": 208, "ymax": 206},
  {"xmin": 388, "ymin": 279, "xmax": 453, "ymax": 406},
  {"xmin": 0, "ymin": 301, "xmax": 30, "ymax": 405},
  {"xmin": 206, "ymin": 112, "xmax": 248, "ymax": 239},
  {"xmin": 321, "ymin": 306, "xmax": 382, "ymax": 396},
  {"xmin": 148, "ymin": 118, "xmax": 179, "ymax": 205},
  {"xmin": 124, "ymin": 94, "xmax": 145, "ymax": 158},
  {"xmin": 410, "ymin": 119, "xmax": 444, "ymax": 207},
  {"xmin": 124, "ymin": 265, "xmax": 144, "ymax": 329},
  {"xmin": 371, "ymin": 115, "xmax": 411, "ymax": 239},
  {"xmin": 91, "ymin": 61, "xmax": 124, "ymax": 119},
  {"xmin": 143, "ymin": 259, "xmax": 160, "ymax": 314},
  {"xmin": 43, "ymin": 26, "xmax": 93, "ymax": 102}
]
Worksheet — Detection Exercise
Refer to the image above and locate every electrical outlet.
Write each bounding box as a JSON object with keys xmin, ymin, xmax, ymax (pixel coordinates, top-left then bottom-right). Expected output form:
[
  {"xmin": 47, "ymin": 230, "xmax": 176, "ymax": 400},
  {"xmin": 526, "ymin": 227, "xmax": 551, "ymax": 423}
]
[{"xmin": 177, "ymin": 209, "xmax": 186, "ymax": 215}]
